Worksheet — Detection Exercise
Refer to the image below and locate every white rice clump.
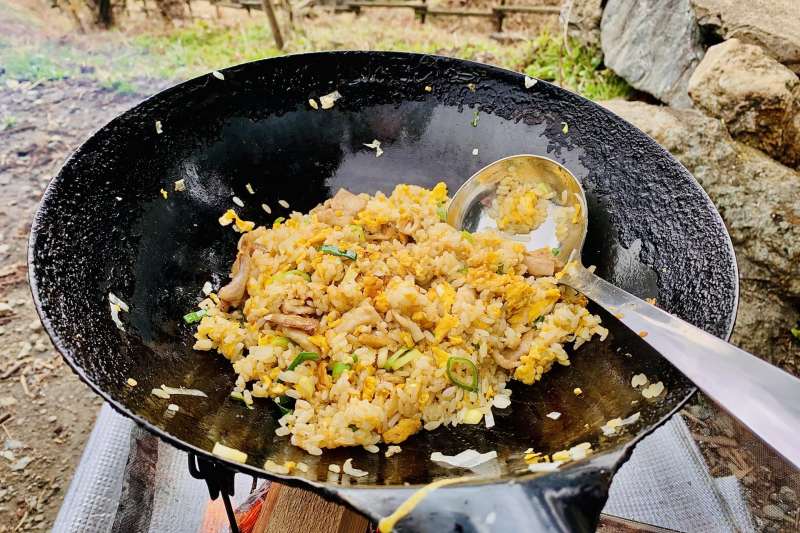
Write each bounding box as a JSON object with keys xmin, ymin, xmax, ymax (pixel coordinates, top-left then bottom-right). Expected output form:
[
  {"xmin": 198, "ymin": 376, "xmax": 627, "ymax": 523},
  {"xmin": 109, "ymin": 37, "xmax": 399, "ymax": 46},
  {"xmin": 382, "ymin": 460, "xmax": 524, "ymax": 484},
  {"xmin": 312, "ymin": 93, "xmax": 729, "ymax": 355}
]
[{"xmin": 192, "ymin": 183, "xmax": 607, "ymax": 454}]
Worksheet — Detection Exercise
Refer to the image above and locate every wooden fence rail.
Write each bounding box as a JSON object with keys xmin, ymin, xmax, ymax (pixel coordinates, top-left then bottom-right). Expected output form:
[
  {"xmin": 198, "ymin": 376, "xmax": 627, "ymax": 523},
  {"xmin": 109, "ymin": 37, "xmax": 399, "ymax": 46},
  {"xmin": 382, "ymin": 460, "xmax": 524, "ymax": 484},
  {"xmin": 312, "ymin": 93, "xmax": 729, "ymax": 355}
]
[
  {"xmin": 220, "ymin": 0, "xmax": 560, "ymax": 33},
  {"xmin": 334, "ymin": 1, "xmax": 560, "ymax": 31}
]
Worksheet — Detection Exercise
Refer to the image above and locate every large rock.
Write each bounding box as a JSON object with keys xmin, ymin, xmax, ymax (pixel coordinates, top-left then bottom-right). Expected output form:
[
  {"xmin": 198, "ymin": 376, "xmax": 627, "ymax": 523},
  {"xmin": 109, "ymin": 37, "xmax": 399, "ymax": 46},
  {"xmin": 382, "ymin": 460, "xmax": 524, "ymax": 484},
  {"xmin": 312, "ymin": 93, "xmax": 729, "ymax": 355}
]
[
  {"xmin": 600, "ymin": 100, "xmax": 800, "ymax": 369},
  {"xmin": 731, "ymin": 284, "xmax": 800, "ymax": 374},
  {"xmin": 691, "ymin": 0, "xmax": 800, "ymax": 73},
  {"xmin": 688, "ymin": 39, "xmax": 800, "ymax": 169},
  {"xmin": 560, "ymin": 0, "xmax": 603, "ymax": 48},
  {"xmin": 601, "ymin": 0, "xmax": 704, "ymax": 108}
]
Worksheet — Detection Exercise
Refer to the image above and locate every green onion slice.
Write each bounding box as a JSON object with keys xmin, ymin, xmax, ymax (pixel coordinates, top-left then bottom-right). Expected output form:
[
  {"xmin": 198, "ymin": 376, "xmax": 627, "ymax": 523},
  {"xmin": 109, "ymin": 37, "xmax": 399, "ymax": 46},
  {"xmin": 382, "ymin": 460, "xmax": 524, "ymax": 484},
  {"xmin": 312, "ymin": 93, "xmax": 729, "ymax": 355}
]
[
  {"xmin": 230, "ymin": 390, "xmax": 254, "ymax": 410},
  {"xmin": 391, "ymin": 349, "xmax": 421, "ymax": 370},
  {"xmin": 274, "ymin": 396, "xmax": 294, "ymax": 416},
  {"xmin": 349, "ymin": 225, "xmax": 366, "ymax": 241},
  {"xmin": 270, "ymin": 336, "xmax": 290, "ymax": 348},
  {"xmin": 183, "ymin": 309, "xmax": 207, "ymax": 324},
  {"xmin": 436, "ymin": 205, "xmax": 447, "ymax": 222},
  {"xmin": 460, "ymin": 230, "xmax": 475, "ymax": 243},
  {"xmin": 383, "ymin": 347, "xmax": 411, "ymax": 369},
  {"xmin": 446, "ymin": 356, "xmax": 479, "ymax": 393},
  {"xmin": 320, "ymin": 244, "xmax": 357, "ymax": 260},
  {"xmin": 551, "ymin": 247, "xmax": 560, "ymax": 256},
  {"xmin": 287, "ymin": 351, "xmax": 319, "ymax": 371},
  {"xmin": 274, "ymin": 269, "xmax": 311, "ymax": 282},
  {"xmin": 384, "ymin": 347, "xmax": 421, "ymax": 370},
  {"xmin": 331, "ymin": 361, "xmax": 352, "ymax": 380}
]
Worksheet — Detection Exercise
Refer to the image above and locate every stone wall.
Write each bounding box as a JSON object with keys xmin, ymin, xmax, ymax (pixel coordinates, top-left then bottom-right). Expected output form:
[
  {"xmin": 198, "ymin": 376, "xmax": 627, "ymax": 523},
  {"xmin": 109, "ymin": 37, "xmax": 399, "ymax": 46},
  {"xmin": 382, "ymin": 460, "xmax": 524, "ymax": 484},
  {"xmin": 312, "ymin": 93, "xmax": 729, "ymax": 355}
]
[
  {"xmin": 585, "ymin": 3, "xmax": 800, "ymax": 528},
  {"xmin": 583, "ymin": 0, "xmax": 800, "ymax": 374}
]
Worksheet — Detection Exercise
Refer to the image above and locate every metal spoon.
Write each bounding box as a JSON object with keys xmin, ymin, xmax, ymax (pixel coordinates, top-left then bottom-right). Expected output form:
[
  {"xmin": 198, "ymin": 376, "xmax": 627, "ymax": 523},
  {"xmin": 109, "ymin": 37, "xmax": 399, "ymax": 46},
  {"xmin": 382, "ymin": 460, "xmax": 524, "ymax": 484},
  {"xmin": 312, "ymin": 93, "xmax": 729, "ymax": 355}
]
[{"xmin": 448, "ymin": 154, "xmax": 800, "ymax": 468}]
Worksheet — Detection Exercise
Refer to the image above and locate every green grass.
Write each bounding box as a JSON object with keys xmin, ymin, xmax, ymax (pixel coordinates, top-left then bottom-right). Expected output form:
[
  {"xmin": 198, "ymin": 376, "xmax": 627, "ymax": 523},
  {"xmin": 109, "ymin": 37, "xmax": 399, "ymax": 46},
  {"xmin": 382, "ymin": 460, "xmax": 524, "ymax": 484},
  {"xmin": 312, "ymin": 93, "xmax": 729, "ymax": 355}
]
[
  {"xmin": 0, "ymin": 15, "xmax": 630, "ymax": 101},
  {"xmin": 133, "ymin": 20, "xmax": 283, "ymax": 79},
  {"xmin": 523, "ymin": 33, "xmax": 630, "ymax": 101},
  {"xmin": 0, "ymin": 44, "xmax": 72, "ymax": 82},
  {"xmin": 131, "ymin": 21, "xmax": 628, "ymax": 101}
]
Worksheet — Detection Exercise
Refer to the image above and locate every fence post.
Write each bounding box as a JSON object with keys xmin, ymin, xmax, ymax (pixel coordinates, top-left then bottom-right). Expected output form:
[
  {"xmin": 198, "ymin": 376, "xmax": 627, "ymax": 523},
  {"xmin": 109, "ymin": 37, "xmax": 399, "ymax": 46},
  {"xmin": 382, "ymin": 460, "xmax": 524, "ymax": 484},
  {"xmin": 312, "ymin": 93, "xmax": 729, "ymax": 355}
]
[{"xmin": 260, "ymin": 0, "xmax": 285, "ymax": 50}]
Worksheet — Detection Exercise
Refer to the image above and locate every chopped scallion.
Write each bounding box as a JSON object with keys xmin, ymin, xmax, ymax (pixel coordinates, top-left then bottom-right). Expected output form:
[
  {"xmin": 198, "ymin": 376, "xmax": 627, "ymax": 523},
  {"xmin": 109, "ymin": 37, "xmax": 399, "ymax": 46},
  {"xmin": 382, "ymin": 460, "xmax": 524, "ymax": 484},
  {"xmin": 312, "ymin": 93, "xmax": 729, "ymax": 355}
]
[
  {"xmin": 391, "ymin": 348, "xmax": 421, "ymax": 370},
  {"xmin": 331, "ymin": 362, "xmax": 352, "ymax": 380},
  {"xmin": 230, "ymin": 391, "xmax": 254, "ymax": 410},
  {"xmin": 183, "ymin": 309, "xmax": 207, "ymax": 324},
  {"xmin": 320, "ymin": 244, "xmax": 357, "ymax": 260},
  {"xmin": 551, "ymin": 247, "xmax": 560, "ymax": 256},
  {"xmin": 273, "ymin": 217, "xmax": 286, "ymax": 228},
  {"xmin": 384, "ymin": 347, "xmax": 421, "ymax": 370},
  {"xmin": 275, "ymin": 396, "xmax": 294, "ymax": 416},
  {"xmin": 288, "ymin": 351, "xmax": 319, "ymax": 371},
  {"xmin": 461, "ymin": 230, "xmax": 475, "ymax": 243},
  {"xmin": 436, "ymin": 205, "xmax": 447, "ymax": 222},
  {"xmin": 274, "ymin": 269, "xmax": 311, "ymax": 282},
  {"xmin": 270, "ymin": 336, "xmax": 290, "ymax": 348},
  {"xmin": 383, "ymin": 347, "xmax": 411, "ymax": 369},
  {"xmin": 349, "ymin": 225, "xmax": 366, "ymax": 241},
  {"xmin": 446, "ymin": 356, "xmax": 479, "ymax": 392}
]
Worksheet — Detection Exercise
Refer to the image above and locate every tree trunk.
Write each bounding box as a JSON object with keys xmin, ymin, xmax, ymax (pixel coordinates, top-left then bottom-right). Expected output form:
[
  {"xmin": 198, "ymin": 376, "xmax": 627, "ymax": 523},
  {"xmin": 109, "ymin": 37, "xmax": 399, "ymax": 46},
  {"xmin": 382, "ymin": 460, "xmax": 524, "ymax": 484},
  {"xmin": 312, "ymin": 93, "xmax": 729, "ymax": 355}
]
[
  {"xmin": 154, "ymin": 0, "xmax": 187, "ymax": 21},
  {"xmin": 96, "ymin": 0, "xmax": 113, "ymax": 27}
]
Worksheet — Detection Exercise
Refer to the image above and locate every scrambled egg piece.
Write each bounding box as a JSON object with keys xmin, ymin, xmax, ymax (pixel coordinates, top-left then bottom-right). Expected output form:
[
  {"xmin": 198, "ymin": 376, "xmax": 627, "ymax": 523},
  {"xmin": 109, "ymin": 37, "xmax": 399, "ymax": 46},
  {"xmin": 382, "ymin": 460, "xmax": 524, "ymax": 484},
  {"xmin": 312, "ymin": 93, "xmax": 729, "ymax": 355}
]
[{"xmin": 383, "ymin": 418, "xmax": 422, "ymax": 444}]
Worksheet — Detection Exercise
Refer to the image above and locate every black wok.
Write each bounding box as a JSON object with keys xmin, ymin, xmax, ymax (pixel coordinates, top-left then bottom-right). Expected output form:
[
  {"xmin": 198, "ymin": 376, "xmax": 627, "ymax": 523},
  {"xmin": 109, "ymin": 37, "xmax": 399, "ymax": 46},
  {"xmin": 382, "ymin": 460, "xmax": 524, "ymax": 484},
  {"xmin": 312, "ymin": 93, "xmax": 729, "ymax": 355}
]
[{"xmin": 29, "ymin": 52, "xmax": 738, "ymax": 532}]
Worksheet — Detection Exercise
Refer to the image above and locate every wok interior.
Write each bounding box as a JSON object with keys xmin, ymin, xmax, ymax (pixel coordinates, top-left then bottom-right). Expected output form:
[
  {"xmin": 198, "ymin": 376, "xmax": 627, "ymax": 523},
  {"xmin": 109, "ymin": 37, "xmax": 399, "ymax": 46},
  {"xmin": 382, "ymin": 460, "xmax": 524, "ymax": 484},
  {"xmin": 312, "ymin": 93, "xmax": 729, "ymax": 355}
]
[{"xmin": 30, "ymin": 53, "xmax": 736, "ymax": 486}]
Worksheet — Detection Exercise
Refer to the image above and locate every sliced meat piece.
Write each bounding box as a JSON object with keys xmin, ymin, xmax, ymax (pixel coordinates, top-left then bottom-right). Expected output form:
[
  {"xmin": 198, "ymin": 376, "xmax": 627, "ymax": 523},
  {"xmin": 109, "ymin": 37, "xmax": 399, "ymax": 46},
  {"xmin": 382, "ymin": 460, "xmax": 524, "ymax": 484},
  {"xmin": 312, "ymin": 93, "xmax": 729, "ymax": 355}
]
[
  {"xmin": 334, "ymin": 302, "xmax": 381, "ymax": 334},
  {"xmin": 313, "ymin": 189, "xmax": 368, "ymax": 226},
  {"xmin": 494, "ymin": 331, "xmax": 534, "ymax": 369},
  {"xmin": 523, "ymin": 248, "xmax": 556, "ymax": 277},
  {"xmin": 265, "ymin": 313, "xmax": 319, "ymax": 333},
  {"xmin": 393, "ymin": 312, "xmax": 425, "ymax": 343},
  {"xmin": 281, "ymin": 328, "xmax": 317, "ymax": 352},
  {"xmin": 281, "ymin": 300, "xmax": 316, "ymax": 315},
  {"xmin": 218, "ymin": 253, "xmax": 251, "ymax": 307}
]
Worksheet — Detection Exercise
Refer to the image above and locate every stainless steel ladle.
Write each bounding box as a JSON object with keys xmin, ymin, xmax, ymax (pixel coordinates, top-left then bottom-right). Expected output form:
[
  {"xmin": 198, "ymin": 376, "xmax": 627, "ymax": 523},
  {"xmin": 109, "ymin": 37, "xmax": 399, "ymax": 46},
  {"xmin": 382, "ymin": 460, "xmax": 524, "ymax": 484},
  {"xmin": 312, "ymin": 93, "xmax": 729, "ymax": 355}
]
[{"xmin": 448, "ymin": 154, "xmax": 800, "ymax": 468}]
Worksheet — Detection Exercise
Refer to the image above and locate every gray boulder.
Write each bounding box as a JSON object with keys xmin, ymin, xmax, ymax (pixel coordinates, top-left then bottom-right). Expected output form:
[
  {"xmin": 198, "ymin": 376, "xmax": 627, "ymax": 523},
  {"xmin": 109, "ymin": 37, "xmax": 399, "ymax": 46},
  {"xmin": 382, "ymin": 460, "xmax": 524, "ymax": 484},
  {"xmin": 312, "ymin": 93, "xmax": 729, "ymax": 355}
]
[
  {"xmin": 601, "ymin": 0, "xmax": 704, "ymax": 108},
  {"xmin": 691, "ymin": 0, "xmax": 800, "ymax": 73},
  {"xmin": 688, "ymin": 39, "xmax": 800, "ymax": 169},
  {"xmin": 560, "ymin": 0, "xmax": 603, "ymax": 48},
  {"xmin": 600, "ymin": 100, "xmax": 800, "ymax": 369}
]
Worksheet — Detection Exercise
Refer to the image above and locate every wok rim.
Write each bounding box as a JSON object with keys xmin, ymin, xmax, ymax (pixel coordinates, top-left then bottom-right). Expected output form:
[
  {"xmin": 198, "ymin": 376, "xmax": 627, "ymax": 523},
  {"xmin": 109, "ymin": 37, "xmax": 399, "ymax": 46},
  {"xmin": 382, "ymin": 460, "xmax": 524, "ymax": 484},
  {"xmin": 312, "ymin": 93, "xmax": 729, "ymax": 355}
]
[{"xmin": 27, "ymin": 50, "xmax": 739, "ymax": 492}]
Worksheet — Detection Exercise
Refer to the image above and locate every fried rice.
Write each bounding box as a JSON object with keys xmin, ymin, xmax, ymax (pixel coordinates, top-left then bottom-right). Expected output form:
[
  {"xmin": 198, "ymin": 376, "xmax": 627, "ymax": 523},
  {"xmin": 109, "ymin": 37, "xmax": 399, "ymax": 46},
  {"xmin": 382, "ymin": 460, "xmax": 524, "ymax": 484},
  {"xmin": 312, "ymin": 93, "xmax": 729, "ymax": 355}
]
[{"xmin": 192, "ymin": 183, "xmax": 607, "ymax": 455}]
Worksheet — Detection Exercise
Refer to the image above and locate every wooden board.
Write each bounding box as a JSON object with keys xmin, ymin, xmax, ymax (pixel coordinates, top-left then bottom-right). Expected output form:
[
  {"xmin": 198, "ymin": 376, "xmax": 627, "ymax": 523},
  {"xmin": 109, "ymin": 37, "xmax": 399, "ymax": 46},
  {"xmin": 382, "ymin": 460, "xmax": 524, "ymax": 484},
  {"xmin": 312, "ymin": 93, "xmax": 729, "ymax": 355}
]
[
  {"xmin": 249, "ymin": 481, "xmax": 677, "ymax": 533},
  {"xmin": 253, "ymin": 482, "xmax": 370, "ymax": 533}
]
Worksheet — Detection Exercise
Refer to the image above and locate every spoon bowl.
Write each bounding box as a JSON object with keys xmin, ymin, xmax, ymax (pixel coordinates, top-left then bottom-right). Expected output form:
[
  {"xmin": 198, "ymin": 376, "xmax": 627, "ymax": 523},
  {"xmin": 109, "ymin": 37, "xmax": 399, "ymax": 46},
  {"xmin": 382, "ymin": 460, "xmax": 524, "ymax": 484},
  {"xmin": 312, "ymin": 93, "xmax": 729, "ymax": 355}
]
[
  {"xmin": 448, "ymin": 154, "xmax": 587, "ymax": 265},
  {"xmin": 450, "ymin": 153, "xmax": 800, "ymax": 469}
]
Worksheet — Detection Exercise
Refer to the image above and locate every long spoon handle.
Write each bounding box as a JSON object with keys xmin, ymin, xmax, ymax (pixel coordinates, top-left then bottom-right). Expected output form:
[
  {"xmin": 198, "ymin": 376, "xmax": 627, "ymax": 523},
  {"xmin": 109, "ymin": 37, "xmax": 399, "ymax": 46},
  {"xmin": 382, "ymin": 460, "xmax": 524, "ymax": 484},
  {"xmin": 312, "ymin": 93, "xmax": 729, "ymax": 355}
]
[{"xmin": 563, "ymin": 264, "xmax": 800, "ymax": 468}]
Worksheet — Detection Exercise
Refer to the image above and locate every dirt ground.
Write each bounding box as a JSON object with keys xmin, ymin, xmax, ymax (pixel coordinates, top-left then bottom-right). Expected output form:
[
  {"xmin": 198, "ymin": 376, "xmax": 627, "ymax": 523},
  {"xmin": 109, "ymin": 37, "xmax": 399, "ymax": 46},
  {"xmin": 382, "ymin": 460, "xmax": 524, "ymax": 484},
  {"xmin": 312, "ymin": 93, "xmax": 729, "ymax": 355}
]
[
  {"xmin": 0, "ymin": 4, "xmax": 167, "ymax": 531},
  {"xmin": 0, "ymin": 78, "xmax": 159, "ymax": 533},
  {"xmin": 0, "ymin": 1, "xmax": 798, "ymax": 532}
]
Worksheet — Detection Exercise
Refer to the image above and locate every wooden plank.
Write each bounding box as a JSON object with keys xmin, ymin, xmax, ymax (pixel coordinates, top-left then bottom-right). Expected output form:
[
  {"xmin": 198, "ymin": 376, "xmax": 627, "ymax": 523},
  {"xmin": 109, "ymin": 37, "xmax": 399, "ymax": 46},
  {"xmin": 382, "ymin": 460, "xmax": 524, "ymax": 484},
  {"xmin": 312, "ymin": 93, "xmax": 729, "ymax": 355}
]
[
  {"xmin": 492, "ymin": 5, "xmax": 560, "ymax": 14},
  {"xmin": 259, "ymin": 0, "xmax": 284, "ymax": 49},
  {"xmin": 245, "ymin": 482, "xmax": 681, "ymax": 533},
  {"xmin": 597, "ymin": 513, "xmax": 681, "ymax": 532},
  {"xmin": 426, "ymin": 8, "xmax": 494, "ymax": 17},
  {"xmin": 345, "ymin": 1, "xmax": 425, "ymax": 8},
  {"xmin": 253, "ymin": 482, "xmax": 370, "ymax": 533}
]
